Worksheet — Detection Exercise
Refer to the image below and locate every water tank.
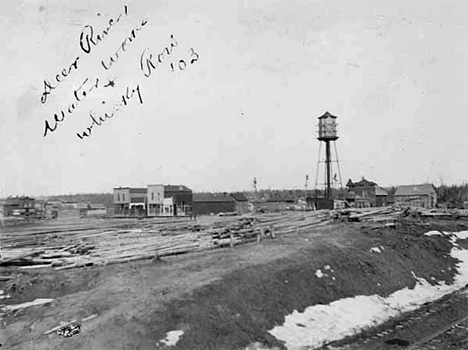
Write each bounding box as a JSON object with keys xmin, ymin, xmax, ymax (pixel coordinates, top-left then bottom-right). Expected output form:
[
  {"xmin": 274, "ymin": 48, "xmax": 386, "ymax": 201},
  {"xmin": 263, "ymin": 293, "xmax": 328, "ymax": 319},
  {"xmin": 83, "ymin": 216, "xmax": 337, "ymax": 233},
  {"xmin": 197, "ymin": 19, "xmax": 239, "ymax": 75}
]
[{"xmin": 317, "ymin": 111, "xmax": 338, "ymax": 141}]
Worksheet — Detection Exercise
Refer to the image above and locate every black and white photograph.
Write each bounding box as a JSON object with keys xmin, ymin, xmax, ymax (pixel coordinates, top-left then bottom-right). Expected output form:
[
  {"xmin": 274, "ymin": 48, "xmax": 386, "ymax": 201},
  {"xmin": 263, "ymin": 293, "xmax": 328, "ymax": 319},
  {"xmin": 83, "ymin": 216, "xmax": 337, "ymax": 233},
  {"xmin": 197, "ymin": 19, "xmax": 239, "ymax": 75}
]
[{"xmin": 1, "ymin": 0, "xmax": 468, "ymax": 349}]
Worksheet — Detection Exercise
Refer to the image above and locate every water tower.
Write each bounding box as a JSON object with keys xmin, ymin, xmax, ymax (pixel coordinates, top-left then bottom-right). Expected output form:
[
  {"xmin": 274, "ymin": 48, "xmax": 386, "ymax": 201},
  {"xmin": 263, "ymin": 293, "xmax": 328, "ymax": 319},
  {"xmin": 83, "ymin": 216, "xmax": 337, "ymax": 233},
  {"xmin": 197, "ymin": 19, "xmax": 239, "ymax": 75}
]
[{"xmin": 314, "ymin": 111, "xmax": 343, "ymax": 199}]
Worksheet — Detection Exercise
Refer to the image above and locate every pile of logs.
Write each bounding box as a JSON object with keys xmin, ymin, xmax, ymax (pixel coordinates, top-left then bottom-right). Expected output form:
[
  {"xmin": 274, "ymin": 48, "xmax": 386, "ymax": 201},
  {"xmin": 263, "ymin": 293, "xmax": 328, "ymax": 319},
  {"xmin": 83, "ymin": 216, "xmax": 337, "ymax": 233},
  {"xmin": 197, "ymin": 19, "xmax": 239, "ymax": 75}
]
[
  {"xmin": 336, "ymin": 206, "xmax": 468, "ymax": 223},
  {"xmin": 343, "ymin": 207, "xmax": 400, "ymax": 223},
  {"xmin": 0, "ymin": 212, "xmax": 332, "ymax": 270}
]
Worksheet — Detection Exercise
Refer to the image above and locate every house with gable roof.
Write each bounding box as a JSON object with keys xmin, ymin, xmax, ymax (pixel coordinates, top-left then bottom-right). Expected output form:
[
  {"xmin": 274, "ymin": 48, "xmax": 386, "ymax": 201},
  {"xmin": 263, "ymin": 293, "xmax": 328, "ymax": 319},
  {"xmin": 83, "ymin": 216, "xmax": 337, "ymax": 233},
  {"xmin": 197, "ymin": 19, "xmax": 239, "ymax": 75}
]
[{"xmin": 394, "ymin": 184, "xmax": 437, "ymax": 208}]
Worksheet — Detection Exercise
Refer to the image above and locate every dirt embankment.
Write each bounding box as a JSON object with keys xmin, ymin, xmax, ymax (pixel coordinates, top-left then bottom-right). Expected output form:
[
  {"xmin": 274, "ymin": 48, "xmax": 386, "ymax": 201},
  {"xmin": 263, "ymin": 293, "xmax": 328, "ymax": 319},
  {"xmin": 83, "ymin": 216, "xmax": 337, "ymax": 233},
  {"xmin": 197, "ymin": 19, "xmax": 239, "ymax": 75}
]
[
  {"xmin": 1, "ymin": 217, "xmax": 467, "ymax": 350},
  {"xmin": 148, "ymin": 219, "xmax": 466, "ymax": 350}
]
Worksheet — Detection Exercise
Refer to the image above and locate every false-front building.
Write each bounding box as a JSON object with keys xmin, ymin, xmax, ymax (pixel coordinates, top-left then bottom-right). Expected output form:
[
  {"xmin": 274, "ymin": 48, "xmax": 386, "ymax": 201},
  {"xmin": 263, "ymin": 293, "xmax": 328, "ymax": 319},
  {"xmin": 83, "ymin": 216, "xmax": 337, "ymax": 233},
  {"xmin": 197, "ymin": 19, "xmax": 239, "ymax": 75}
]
[{"xmin": 113, "ymin": 185, "xmax": 193, "ymax": 217}]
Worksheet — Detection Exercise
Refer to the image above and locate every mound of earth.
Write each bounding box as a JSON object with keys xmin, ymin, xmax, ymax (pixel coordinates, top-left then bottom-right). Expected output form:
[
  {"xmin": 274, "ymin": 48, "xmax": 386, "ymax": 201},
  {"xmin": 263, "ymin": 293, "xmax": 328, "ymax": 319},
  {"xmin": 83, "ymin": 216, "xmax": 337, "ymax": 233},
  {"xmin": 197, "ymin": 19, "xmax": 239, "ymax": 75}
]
[{"xmin": 1, "ymin": 217, "xmax": 468, "ymax": 350}]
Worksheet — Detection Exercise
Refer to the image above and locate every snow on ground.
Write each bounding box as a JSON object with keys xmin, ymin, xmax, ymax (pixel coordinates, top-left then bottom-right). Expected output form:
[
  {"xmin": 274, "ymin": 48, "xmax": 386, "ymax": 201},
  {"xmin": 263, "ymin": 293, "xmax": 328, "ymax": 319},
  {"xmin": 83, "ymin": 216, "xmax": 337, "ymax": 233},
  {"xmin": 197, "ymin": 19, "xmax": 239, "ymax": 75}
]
[
  {"xmin": 424, "ymin": 230, "xmax": 443, "ymax": 236},
  {"xmin": 160, "ymin": 330, "xmax": 184, "ymax": 346},
  {"xmin": 316, "ymin": 266, "xmax": 335, "ymax": 279},
  {"xmin": 454, "ymin": 230, "xmax": 468, "ymax": 240},
  {"xmin": 370, "ymin": 247, "xmax": 381, "ymax": 253},
  {"xmin": 269, "ymin": 230, "xmax": 468, "ymax": 350}
]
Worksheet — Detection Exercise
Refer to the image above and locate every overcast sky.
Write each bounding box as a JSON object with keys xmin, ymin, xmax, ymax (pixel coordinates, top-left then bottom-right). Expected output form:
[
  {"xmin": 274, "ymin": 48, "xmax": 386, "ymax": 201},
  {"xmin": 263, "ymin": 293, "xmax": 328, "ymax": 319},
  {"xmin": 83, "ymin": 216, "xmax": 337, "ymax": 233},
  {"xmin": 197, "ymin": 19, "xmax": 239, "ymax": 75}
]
[{"xmin": 0, "ymin": 0, "xmax": 467, "ymax": 196}]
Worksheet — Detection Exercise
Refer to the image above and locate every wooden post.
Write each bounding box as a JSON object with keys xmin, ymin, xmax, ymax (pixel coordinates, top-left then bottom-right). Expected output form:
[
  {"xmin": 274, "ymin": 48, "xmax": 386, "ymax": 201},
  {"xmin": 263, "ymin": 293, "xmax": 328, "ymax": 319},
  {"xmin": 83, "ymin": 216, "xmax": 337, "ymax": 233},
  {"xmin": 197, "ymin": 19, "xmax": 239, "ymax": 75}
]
[
  {"xmin": 296, "ymin": 226, "xmax": 299, "ymax": 235},
  {"xmin": 257, "ymin": 231, "xmax": 261, "ymax": 244},
  {"xmin": 271, "ymin": 226, "xmax": 276, "ymax": 239},
  {"xmin": 230, "ymin": 232, "xmax": 234, "ymax": 248}
]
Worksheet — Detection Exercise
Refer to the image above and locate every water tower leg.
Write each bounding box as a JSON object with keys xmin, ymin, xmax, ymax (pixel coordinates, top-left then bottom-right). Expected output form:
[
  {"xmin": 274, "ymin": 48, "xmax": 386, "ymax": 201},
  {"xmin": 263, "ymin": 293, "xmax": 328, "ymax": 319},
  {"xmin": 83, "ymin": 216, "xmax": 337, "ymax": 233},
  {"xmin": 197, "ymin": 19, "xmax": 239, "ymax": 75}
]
[{"xmin": 325, "ymin": 140, "xmax": 332, "ymax": 198}]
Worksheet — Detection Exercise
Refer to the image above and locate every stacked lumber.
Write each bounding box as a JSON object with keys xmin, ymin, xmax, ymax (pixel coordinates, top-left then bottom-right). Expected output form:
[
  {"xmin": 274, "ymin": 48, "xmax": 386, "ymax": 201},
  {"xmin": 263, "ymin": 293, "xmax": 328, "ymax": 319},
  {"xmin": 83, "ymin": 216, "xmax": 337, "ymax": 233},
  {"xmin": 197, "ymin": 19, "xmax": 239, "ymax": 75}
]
[
  {"xmin": 0, "ymin": 212, "xmax": 332, "ymax": 270},
  {"xmin": 337, "ymin": 207, "xmax": 402, "ymax": 223},
  {"xmin": 337, "ymin": 206, "xmax": 468, "ymax": 223}
]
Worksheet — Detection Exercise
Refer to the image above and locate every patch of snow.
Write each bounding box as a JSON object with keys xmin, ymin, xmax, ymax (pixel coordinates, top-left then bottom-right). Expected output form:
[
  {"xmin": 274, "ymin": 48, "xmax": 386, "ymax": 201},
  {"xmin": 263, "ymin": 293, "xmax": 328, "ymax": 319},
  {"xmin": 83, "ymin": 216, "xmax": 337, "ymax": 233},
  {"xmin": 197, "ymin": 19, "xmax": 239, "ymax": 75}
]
[
  {"xmin": 160, "ymin": 330, "xmax": 184, "ymax": 346},
  {"xmin": 453, "ymin": 230, "xmax": 468, "ymax": 240},
  {"xmin": 370, "ymin": 247, "xmax": 382, "ymax": 253},
  {"xmin": 380, "ymin": 246, "xmax": 385, "ymax": 251},
  {"xmin": 425, "ymin": 231, "xmax": 443, "ymax": 236},
  {"xmin": 2, "ymin": 298, "xmax": 54, "ymax": 311},
  {"xmin": 324, "ymin": 265, "xmax": 331, "ymax": 270},
  {"xmin": 315, "ymin": 270, "xmax": 324, "ymax": 278},
  {"xmin": 269, "ymin": 230, "xmax": 468, "ymax": 350}
]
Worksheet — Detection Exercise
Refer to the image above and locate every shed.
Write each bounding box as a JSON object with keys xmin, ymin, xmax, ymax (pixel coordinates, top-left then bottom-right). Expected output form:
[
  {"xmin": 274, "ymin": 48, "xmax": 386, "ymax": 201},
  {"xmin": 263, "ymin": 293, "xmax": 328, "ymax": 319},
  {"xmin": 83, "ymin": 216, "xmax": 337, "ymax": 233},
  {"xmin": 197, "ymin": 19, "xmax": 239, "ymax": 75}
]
[
  {"xmin": 86, "ymin": 203, "xmax": 107, "ymax": 217},
  {"xmin": 230, "ymin": 192, "xmax": 250, "ymax": 214},
  {"xmin": 193, "ymin": 193, "xmax": 236, "ymax": 216}
]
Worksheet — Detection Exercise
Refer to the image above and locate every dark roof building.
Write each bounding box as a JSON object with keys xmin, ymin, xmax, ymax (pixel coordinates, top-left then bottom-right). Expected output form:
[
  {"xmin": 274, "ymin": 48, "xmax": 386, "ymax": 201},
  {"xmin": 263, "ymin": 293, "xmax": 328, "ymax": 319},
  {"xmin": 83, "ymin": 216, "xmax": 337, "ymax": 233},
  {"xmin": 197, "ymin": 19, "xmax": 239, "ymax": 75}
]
[
  {"xmin": 193, "ymin": 193, "xmax": 236, "ymax": 215},
  {"xmin": 230, "ymin": 192, "xmax": 250, "ymax": 214},
  {"xmin": 193, "ymin": 193, "xmax": 235, "ymax": 203}
]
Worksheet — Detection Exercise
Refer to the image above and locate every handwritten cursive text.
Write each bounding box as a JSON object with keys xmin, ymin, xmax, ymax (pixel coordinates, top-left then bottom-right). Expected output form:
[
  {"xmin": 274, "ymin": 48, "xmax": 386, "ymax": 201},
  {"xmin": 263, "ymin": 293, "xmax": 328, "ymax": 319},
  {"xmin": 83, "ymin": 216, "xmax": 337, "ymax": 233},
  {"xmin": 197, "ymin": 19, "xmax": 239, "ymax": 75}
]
[{"xmin": 80, "ymin": 5, "xmax": 128, "ymax": 54}]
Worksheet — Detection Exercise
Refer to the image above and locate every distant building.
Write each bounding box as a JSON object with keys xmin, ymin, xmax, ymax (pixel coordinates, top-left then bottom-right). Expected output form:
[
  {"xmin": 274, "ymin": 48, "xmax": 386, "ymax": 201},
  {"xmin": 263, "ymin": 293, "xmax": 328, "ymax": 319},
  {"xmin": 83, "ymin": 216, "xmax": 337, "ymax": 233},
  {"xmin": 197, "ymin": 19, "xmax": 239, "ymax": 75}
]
[
  {"xmin": 147, "ymin": 184, "xmax": 165, "ymax": 216},
  {"xmin": 114, "ymin": 184, "xmax": 192, "ymax": 217},
  {"xmin": 86, "ymin": 203, "xmax": 107, "ymax": 217},
  {"xmin": 113, "ymin": 187, "xmax": 147, "ymax": 216},
  {"xmin": 33, "ymin": 200, "xmax": 46, "ymax": 218},
  {"xmin": 2, "ymin": 196, "xmax": 36, "ymax": 217},
  {"xmin": 394, "ymin": 184, "xmax": 437, "ymax": 208},
  {"xmin": 306, "ymin": 197, "xmax": 334, "ymax": 210},
  {"xmin": 147, "ymin": 184, "xmax": 192, "ymax": 217},
  {"xmin": 346, "ymin": 177, "xmax": 388, "ymax": 208},
  {"xmin": 193, "ymin": 193, "xmax": 236, "ymax": 216},
  {"xmin": 230, "ymin": 192, "xmax": 250, "ymax": 214},
  {"xmin": 254, "ymin": 195, "xmax": 296, "ymax": 212},
  {"xmin": 44, "ymin": 200, "xmax": 62, "ymax": 219},
  {"xmin": 163, "ymin": 185, "xmax": 193, "ymax": 216}
]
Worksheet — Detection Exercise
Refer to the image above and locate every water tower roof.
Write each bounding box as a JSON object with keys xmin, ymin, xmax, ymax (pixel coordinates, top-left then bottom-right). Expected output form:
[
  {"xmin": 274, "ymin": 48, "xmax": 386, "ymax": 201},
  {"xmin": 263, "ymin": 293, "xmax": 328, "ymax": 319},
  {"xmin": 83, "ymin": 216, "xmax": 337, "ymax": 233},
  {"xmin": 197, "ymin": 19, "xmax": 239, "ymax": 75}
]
[{"xmin": 318, "ymin": 111, "xmax": 337, "ymax": 119}]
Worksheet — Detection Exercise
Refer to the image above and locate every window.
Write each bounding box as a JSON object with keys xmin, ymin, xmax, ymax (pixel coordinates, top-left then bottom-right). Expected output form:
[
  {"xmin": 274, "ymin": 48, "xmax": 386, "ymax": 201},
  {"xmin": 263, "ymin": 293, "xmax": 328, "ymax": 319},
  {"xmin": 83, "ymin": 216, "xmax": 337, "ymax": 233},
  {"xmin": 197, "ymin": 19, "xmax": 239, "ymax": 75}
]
[
  {"xmin": 118, "ymin": 194, "xmax": 120, "ymax": 201},
  {"xmin": 151, "ymin": 192, "xmax": 154, "ymax": 201}
]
